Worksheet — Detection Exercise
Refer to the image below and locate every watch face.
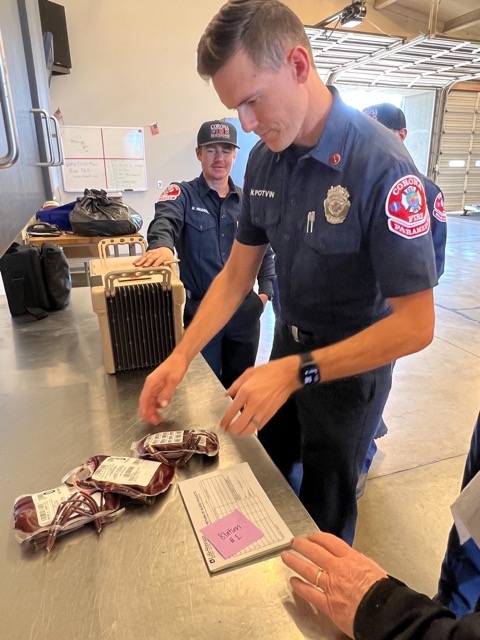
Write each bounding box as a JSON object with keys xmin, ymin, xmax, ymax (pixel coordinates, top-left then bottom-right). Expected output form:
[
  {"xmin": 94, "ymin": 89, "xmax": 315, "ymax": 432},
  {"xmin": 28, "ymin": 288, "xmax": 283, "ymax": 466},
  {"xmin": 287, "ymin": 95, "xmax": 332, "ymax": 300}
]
[{"xmin": 302, "ymin": 365, "xmax": 320, "ymax": 385}]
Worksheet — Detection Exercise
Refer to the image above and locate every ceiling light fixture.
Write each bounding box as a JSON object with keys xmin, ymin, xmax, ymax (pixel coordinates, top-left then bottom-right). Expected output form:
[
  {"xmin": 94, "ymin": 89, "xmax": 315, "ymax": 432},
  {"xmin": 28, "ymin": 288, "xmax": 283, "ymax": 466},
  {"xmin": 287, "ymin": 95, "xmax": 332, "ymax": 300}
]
[{"xmin": 313, "ymin": 1, "xmax": 367, "ymax": 30}]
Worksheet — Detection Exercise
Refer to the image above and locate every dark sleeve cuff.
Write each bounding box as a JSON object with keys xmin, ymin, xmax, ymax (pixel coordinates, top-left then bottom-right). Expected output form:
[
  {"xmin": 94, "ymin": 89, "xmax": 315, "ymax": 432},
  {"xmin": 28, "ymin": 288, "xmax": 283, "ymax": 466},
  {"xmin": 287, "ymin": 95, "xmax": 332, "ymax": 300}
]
[
  {"xmin": 257, "ymin": 285, "xmax": 273, "ymax": 300},
  {"xmin": 146, "ymin": 239, "xmax": 175, "ymax": 252},
  {"xmin": 354, "ymin": 577, "xmax": 460, "ymax": 640}
]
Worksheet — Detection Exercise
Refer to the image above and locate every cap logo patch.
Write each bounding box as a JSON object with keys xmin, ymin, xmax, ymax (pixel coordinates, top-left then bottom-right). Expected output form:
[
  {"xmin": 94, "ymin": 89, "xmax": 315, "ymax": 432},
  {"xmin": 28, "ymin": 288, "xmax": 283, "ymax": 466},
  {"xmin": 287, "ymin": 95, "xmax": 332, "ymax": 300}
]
[
  {"xmin": 324, "ymin": 185, "xmax": 350, "ymax": 224},
  {"xmin": 210, "ymin": 123, "xmax": 230, "ymax": 139},
  {"xmin": 433, "ymin": 192, "xmax": 446, "ymax": 223},
  {"xmin": 158, "ymin": 184, "xmax": 180, "ymax": 201},
  {"xmin": 386, "ymin": 174, "xmax": 429, "ymax": 239}
]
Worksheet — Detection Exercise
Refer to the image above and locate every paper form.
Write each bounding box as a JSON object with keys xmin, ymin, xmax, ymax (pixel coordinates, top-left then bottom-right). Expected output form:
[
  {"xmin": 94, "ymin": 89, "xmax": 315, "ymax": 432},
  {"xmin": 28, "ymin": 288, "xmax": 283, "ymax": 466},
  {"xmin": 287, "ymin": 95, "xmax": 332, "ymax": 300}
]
[
  {"xmin": 179, "ymin": 462, "xmax": 293, "ymax": 572},
  {"xmin": 451, "ymin": 469, "xmax": 480, "ymax": 547}
]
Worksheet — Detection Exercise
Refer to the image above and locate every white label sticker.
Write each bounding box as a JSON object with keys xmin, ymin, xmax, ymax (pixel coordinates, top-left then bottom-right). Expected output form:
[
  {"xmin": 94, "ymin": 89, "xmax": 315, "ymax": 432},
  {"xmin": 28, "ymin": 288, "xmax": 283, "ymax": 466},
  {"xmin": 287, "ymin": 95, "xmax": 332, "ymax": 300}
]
[
  {"xmin": 197, "ymin": 435, "xmax": 207, "ymax": 448},
  {"xmin": 92, "ymin": 456, "xmax": 160, "ymax": 487},
  {"xmin": 31, "ymin": 485, "xmax": 75, "ymax": 527},
  {"xmin": 145, "ymin": 430, "xmax": 184, "ymax": 446}
]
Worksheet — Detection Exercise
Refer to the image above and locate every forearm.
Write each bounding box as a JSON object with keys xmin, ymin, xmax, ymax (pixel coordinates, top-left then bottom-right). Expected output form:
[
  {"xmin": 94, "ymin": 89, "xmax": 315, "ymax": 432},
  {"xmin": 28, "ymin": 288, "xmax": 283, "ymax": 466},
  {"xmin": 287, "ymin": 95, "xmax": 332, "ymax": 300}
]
[
  {"xmin": 355, "ymin": 577, "xmax": 480, "ymax": 640},
  {"xmin": 312, "ymin": 289, "xmax": 434, "ymax": 382}
]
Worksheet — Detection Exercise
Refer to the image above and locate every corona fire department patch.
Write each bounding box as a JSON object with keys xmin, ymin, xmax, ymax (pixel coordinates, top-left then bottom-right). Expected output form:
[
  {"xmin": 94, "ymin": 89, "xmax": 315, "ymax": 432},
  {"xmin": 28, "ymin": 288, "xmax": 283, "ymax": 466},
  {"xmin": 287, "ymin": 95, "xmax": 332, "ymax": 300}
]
[
  {"xmin": 433, "ymin": 192, "xmax": 447, "ymax": 223},
  {"xmin": 210, "ymin": 123, "xmax": 230, "ymax": 139},
  {"xmin": 385, "ymin": 175, "xmax": 429, "ymax": 239},
  {"xmin": 158, "ymin": 184, "xmax": 181, "ymax": 201},
  {"xmin": 324, "ymin": 185, "xmax": 350, "ymax": 224}
]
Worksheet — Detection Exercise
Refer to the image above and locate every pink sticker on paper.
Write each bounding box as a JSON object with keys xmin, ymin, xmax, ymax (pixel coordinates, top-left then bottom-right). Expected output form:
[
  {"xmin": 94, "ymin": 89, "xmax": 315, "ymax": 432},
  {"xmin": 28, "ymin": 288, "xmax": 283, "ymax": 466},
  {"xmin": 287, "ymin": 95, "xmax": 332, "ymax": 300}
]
[{"xmin": 200, "ymin": 510, "xmax": 264, "ymax": 559}]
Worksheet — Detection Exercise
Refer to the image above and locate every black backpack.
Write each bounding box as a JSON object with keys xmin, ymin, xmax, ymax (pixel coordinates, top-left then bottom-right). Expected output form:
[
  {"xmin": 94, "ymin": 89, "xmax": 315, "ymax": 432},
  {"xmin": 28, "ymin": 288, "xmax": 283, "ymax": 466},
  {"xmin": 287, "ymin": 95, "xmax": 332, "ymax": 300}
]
[{"xmin": 0, "ymin": 243, "xmax": 71, "ymax": 320}]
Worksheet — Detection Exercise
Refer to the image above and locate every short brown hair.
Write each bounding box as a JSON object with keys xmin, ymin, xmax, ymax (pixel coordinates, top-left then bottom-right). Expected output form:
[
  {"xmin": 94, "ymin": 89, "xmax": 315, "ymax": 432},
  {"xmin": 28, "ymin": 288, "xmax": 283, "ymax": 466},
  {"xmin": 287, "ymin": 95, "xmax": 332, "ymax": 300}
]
[{"xmin": 197, "ymin": 0, "xmax": 313, "ymax": 79}]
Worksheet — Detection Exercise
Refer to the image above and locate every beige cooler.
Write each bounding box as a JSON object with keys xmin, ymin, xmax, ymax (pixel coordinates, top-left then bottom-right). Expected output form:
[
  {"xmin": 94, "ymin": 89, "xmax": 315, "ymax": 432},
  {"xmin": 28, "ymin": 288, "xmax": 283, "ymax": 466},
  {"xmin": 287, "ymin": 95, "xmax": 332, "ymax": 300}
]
[{"xmin": 89, "ymin": 254, "xmax": 185, "ymax": 374}]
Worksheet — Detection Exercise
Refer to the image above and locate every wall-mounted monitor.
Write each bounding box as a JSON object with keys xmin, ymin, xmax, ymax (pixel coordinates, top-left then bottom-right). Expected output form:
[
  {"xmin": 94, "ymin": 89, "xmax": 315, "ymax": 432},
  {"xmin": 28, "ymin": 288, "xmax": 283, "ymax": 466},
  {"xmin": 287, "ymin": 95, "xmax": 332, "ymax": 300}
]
[{"xmin": 38, "ymin": 0, "xmax": 71, "ymax": 75}]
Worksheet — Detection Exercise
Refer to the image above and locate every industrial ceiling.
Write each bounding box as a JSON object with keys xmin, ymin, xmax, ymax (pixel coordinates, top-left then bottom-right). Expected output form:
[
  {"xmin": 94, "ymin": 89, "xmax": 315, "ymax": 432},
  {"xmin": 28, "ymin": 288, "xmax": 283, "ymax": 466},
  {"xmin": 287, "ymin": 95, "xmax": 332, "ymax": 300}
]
[{"xmin": 306, "ymin": 0, "xmax": 480, "ymax": 89}]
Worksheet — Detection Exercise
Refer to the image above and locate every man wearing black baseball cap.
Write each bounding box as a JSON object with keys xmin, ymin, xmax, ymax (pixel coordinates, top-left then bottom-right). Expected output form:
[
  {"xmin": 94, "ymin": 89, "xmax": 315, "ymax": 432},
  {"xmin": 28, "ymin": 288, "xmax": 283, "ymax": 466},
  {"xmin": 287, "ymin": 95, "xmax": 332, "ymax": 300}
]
[
  {"xmin": 134, "ymin": 119, "xmax": 274, "ymax": 388},
  {"xmin": 359, "ymin": 102, "xmax": 447, "ymax": 493}
]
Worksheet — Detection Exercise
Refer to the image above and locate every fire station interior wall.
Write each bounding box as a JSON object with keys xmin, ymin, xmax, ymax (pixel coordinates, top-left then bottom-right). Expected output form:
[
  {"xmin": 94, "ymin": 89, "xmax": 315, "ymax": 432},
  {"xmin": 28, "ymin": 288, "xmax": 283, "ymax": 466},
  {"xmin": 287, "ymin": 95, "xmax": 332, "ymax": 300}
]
[{"xmin": 48, "ymin": 1, "xmax": 433, "ymax": 232}]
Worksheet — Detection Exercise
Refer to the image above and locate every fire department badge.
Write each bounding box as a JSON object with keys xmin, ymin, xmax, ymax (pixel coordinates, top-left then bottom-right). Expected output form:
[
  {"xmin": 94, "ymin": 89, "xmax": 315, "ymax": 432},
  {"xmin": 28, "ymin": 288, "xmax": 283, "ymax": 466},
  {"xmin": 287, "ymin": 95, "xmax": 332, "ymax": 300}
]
[
  {"xmin": 385, "ymin": 175, "xmax": 429, "ymax": 239},
  {"xmin": 324, "ymin": 185, "xmax": 350, "ymax": 224},
  {"xmin": 158, "ymin": 184, "xmax": 181, "ymax": 201}
]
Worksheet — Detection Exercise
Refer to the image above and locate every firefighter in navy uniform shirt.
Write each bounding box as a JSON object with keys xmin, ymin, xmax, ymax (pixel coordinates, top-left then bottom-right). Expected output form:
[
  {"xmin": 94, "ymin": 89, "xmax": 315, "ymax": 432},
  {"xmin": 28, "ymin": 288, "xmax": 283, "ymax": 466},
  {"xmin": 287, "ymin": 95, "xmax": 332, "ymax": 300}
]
[
  {"xmin": 134, "ymin": 120, "xmax": 275, "ymax": 388},
  {"xmin": 139, "ymin": 0, "xmax": 437, "ymax": 545},
  {"xmin": 234, "ymin": 85, "xmax": 436, "ymax": 544}
]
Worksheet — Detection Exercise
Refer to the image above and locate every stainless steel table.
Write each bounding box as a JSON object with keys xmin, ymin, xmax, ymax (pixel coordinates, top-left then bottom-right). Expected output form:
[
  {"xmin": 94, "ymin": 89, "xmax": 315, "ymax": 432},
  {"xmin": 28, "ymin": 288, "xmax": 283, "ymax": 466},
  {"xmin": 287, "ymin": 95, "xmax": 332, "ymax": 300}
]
[{"xmin": 0, "ymin": 288, "xmax": 346, "ymax": 640}]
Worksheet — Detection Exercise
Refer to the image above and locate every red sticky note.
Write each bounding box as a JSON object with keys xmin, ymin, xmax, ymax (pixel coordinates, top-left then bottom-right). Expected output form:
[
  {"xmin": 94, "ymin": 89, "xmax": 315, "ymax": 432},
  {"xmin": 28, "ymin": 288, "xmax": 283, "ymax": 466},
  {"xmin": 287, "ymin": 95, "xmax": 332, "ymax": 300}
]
[{"xmin": 200, "ymin": 509, "xmax": 264, "ymax": 559}]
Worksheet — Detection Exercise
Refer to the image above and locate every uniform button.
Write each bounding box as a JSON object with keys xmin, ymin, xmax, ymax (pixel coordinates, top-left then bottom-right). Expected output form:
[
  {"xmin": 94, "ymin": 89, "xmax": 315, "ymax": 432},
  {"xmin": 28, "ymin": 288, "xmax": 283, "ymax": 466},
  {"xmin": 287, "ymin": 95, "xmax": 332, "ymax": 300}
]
[
  {"xmin": 221, "ymin": 233, "xmax": 225, "ymax": 238},
  {"xmin": 290, "ymin": 199, "xmax": 295, "ymax": 205},
  {"xmin": 284, "ymin": 234, "xmax": 290, "ymax": 240},
  {"xmin": 221, "ymin": 214, "xmax": 225, "ymax": 219},
  {"xmin": 199, "ymin": 225, "xmax": 203, "ymax": 230},
  {"xmin": 222, "ymin": 252, "xmax": 226, "ymax": 256},
  {"xmin": 329, "ymin": 153, "xmax": 341, "ymax": 165},
  {"xmin": 255, "ymin": 216, "xmax": 260, "ymax": 223}
]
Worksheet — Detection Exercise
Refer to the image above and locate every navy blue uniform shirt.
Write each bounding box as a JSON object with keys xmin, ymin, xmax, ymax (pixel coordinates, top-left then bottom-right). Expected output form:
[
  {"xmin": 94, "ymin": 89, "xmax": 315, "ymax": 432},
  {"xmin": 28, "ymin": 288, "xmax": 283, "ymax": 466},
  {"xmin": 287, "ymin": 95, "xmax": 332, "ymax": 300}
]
[
  {"xmin": 147, "ymin": 174, "xmax": 275, "ymax": 301},
  {"xmin": 423, "ymin": 175, "xmax": 447, "ymax": 278},
  {"xmin": 237, "ymin": 87, "xmax": 437, "ymax": 345}
]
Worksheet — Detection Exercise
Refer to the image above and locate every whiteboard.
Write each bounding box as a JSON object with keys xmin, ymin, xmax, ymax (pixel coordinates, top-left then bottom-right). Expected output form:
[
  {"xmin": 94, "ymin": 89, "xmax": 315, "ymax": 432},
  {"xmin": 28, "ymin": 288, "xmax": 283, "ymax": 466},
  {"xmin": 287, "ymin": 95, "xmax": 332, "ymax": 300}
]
[{"xmin": 60, "ymin": 126, "xmax": 147, "ymax": 192}]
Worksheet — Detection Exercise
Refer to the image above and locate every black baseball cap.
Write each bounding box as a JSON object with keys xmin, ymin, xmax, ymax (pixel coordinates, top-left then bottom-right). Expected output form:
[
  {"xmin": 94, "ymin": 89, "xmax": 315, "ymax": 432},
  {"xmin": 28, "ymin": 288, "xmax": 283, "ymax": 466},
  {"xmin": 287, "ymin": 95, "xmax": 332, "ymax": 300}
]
[
  {"xmin": 363, "ymin": 103, "xmax": 407, "ymax": 131},
  {"xmin": 197, "ymin": 120, "xmax": 239, "ymax": 148}
]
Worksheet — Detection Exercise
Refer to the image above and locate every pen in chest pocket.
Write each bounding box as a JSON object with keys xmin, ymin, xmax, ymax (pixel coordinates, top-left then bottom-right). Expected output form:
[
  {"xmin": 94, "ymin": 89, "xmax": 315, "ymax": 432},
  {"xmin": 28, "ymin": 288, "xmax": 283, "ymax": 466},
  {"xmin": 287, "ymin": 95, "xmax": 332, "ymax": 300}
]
[{"xmin": 306, "ymin": 211, "xmax": 316, "ymax": 233}]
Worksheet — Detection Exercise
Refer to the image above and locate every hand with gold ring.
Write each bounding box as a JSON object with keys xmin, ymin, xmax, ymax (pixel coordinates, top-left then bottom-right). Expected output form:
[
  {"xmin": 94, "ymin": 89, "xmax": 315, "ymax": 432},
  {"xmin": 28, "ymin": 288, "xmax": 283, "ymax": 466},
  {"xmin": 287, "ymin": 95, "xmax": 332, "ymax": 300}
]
[{"xmin": 281, "ymin": 531, "xmax": 388, "ymax": 638}]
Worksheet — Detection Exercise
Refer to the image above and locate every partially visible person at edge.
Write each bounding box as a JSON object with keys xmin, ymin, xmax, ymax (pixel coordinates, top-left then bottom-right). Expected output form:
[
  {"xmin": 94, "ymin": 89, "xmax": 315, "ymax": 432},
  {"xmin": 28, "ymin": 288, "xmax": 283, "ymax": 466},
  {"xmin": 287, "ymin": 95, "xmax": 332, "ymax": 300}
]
[
  {"xmin": 281, "ymin": 530, "xmax": 480, "ymax": 640},
  {"xmin": 138, "ymin": 0, "xmax": 437, "ymax": 545},
  {"xmin": 436, "ymin": 410, "xmax": 480, "ymax": 617},
  {"xmin": 281, "ymin": 412, "xmax": 480, "ymax": 636},
  {"xmin": 134, "ymin": 120, "xmax": 275, "ymax": 389},
  {"xmin": 357, "ymin": 103, "xmax": 448, "ymax": 497}
]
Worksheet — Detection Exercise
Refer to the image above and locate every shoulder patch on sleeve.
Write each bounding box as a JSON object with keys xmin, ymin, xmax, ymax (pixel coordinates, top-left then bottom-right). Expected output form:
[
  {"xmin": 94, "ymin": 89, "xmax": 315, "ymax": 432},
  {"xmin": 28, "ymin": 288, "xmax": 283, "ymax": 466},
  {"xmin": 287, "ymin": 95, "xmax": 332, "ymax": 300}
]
[
  {"xmin": 432, "ymin": 192, "xmax": 447, "ymax": 223},
  {"xmin": 158, "ymin": 184, "xmax": 181, "ymax": 202},
  {"xmin": 385, "ymin": 175, "xmax": 429, "ymax": 239}
]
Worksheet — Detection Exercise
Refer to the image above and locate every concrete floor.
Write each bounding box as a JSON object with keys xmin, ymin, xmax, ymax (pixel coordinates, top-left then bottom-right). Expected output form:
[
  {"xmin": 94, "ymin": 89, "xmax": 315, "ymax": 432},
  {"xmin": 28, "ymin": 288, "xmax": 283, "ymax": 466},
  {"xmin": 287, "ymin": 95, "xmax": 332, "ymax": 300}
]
[{"xmin": 256, "ymin": 211, "xmax": 480, "ymax": 598}]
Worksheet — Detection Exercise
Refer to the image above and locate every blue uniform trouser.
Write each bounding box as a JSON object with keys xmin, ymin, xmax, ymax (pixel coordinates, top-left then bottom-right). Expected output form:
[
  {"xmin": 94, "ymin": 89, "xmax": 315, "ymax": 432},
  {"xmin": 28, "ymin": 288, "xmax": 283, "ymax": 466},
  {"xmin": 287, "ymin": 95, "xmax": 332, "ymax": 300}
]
[
  {"xmin": 436, "ymin": 412, "xmax": 480, "ymax": 616},
  {"xmin": 184, "ymin": 290, "xmax": 263, "ymax": 389},
  {"xmin": 258, "ymin": 320, "xmax": 392, "ymax": 545}
]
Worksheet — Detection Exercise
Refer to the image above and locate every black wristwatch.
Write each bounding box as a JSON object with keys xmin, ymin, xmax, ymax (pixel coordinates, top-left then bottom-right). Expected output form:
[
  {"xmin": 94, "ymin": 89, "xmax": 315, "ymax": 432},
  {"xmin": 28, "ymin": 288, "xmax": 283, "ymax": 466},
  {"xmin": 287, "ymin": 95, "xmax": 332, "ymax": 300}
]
[{"xmin": 298, "ymin": 351, "xmax": 321, "ymax": 386}]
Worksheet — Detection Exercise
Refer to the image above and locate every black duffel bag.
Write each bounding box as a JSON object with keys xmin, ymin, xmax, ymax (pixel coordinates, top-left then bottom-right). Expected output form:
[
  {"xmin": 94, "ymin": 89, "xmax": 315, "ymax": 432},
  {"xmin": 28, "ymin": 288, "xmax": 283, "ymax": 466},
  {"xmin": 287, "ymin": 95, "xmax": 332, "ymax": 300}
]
[
  {"xmin": 0, "ymin": 243, "xmax": 71, "ymax": 320},
  {"xmin": 69, "ymin": 189, "xmax": 143, "ymax": 237}
]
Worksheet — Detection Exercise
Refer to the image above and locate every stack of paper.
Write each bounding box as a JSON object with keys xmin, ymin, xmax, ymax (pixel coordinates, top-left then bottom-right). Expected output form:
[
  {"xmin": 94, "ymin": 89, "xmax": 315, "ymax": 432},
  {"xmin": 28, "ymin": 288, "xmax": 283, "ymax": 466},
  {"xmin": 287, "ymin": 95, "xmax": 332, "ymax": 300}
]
[{"xmin": 179, "ymin": 462, "xmax": 293, "ymax": 572}]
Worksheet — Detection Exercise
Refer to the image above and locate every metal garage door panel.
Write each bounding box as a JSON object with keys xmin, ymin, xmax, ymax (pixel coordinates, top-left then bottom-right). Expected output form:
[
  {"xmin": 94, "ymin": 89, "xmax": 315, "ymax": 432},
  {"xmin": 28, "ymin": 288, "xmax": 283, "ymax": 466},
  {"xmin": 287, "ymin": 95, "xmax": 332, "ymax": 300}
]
[{"xmin": 437, "ymin": 90, "xmax": 480, "ymax": 210}]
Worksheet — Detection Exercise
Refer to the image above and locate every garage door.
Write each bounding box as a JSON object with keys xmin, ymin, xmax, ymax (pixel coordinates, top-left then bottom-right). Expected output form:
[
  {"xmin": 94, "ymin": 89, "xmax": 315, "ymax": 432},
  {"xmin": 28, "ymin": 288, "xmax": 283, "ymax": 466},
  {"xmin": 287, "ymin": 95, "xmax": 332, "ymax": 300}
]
[{"xmin": 436, "ymin": 90, "xmax": 480, "ymax": 211}]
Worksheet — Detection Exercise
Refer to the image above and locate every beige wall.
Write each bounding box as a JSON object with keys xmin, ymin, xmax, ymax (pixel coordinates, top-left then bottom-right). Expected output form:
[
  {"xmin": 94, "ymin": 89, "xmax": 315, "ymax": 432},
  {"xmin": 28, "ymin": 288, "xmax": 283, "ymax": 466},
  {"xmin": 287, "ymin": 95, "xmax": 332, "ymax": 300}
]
[{"xmin": 50, "ymin": 0, "xmax": 428, "ymax": 230}]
